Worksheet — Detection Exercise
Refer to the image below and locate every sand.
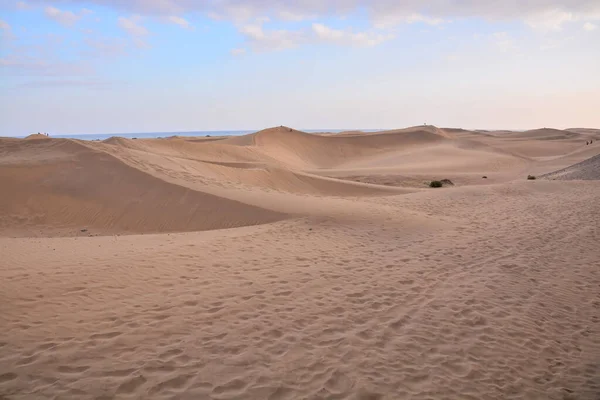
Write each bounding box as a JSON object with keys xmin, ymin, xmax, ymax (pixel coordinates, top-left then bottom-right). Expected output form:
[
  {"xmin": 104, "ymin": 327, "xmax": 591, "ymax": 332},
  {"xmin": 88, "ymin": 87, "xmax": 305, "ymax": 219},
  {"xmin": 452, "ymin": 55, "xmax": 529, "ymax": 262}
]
[
  {"xmin": 1, "ymin": 126, "xmax": 599, "ymax": 399},
  {"xmin": 540, "ymin": 153, "xmax": 600, "ymax": 180}
]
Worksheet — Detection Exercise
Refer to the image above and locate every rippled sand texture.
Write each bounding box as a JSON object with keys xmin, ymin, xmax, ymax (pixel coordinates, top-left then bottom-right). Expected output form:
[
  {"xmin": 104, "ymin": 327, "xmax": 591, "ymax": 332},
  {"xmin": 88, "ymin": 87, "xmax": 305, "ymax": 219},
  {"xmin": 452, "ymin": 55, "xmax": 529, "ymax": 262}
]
[{"xmin": 1, "ymin": 126, "xmax": 600, "ymax": 399}]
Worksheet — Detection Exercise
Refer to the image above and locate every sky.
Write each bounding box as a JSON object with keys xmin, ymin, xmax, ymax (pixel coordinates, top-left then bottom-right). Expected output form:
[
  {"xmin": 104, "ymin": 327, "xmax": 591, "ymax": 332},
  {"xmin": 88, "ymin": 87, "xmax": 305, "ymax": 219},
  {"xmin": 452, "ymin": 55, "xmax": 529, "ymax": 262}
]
[{"xmin": 1, "ymin": 1, "xmax": 599, "ymax": 136}]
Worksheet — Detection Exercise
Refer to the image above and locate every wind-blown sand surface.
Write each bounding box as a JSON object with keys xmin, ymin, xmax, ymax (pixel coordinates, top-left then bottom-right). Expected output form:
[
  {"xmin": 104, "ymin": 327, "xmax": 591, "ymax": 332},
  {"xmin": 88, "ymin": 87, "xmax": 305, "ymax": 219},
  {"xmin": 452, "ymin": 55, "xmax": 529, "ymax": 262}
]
[{"xmin": 1, "ymin": 126, "xmax": 599, "ymax": 399}]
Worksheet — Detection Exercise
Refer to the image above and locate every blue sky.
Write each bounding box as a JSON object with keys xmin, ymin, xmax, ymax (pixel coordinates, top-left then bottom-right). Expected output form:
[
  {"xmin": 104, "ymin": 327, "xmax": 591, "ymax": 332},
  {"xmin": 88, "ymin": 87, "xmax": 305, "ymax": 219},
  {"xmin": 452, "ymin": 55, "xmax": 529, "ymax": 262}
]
[{"xmin": 1, "ymin": 0, "xmax": 599, "ymax": 136}]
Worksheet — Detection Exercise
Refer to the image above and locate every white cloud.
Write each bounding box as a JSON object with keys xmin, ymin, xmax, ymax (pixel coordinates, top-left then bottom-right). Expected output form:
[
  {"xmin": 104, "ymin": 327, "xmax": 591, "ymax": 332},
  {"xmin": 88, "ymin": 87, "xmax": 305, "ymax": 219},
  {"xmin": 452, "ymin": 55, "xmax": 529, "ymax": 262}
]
[
  {"xmin": 15, "ymin": 1, "xmax": 600, "ymax": 33},
  {"xmin": 231, "ymin": 48, "xmax": 246, "ymax": 56},
  {"xmin": 583, "ymin": 22, "xmax": 597, "ymax": 31},
  {"xmin": 237, "ymin": 18, "xmax": 394, "ymax": 51},
  {"xmin": 239, "ymin": 22, "xmax": 304, "ymax": 51},
  {"xmin": 0, "ymin": 19, "xmax": 16, "ymax": 42},
  {"xmin": 44, "ymin": 6, "xmax": 81, "ymax": 27},
  {"xmin": 493, "ymin": 32, "xmax": 516, "ymax": 53},
  {"xmin": 118, "ymin": 15, "xmax": 150, "ymax": 48},
  {"xmin": 312, "ymin": 23, "xmax": 344, "ymax": 41},
  {"xmin": 118, "ymin": 15, "xmax": 148, "ymax": 36},
  {"xmin": 16, "ymin": 1, "xmax": 32, "ymax": 10},
  {"xmin": 278, "ymin": 10, "xmax": 311, "ymax": 21},
  {"xmin": 312, "ymin": 23, "xmax": 393, "ymax": 47},
  {"xmin": 17, "ymin": 1, "xmax": 600, "ymax": 20},
  {"xmin": 374, "ymin": 13, "xmax": 445, "ymax": 28},
  {"xmin": 166, "ymin": 15, "xmax": 192, "ymax": 30},
  {"xmin": 525, "ymin": 9, "xmax": 575, "ymax": 31},
  {"xmin": 524, "ymin": 7, "xmax": 600, "ymax": 32},
  {"xmin": 405, "ymin": 14, "xmax": 445, "ymax": 25}
]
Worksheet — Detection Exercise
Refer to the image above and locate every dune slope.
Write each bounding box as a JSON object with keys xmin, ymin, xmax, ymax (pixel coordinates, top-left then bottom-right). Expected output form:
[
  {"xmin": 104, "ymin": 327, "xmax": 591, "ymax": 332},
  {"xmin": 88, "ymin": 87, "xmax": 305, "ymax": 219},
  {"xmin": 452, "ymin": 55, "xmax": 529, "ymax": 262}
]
[
  {"xmin": 0, "ymin": 139, "xmax": 286, "ymax": 236},
  {"xmin": 540, "ymin": 153, "xmax": 600, "ymax": 180}
]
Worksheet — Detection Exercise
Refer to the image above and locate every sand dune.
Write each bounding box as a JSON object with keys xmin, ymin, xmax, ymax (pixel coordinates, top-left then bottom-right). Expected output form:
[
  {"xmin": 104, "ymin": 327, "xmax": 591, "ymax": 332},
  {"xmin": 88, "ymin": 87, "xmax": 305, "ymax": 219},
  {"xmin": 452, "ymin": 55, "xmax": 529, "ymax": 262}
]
[
  {"xmin": 503, "ymin": 128, "xmax": 581, "ymax": 140},
  {"xmin": 564, "ymin": 128, "xmax": 600, "ymax": 142},
  {"xmin": 24, "ymin": 133, "xmax": 50, "ymax": 141},
  {"xmin": 0, "ymin": 138, "xmax": 286, "ymax": 236},
  {"xmin": 541, "ymin": 153, "xmax": 600, "ymax": 180},
  {"xmin": 1, "ymin": 126, "xmax": 600, "ymax": 399},
  {"xmin": 222, "ymin": 126, "xmax": 450, "ymax": 169}
]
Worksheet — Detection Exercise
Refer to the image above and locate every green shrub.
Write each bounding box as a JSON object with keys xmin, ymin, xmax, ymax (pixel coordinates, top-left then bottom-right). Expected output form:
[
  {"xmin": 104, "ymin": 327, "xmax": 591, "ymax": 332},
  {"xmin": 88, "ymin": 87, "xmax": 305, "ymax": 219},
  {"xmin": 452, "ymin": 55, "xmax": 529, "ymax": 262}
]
[
  {"xmin": 527, "ymin": 175, "xmax": 536, "ymax": 180},
  {"xmin": 429, "ymin": 180, "xmax": 443, "ymax": 188}
]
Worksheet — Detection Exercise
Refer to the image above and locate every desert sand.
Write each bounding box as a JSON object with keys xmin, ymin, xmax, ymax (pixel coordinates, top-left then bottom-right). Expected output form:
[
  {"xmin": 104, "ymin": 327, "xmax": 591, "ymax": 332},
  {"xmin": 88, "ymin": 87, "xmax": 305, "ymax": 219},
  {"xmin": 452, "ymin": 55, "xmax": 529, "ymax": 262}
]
[{"xmin": 1, "ymin": 126, "xmax": 599, "ymax": 399}]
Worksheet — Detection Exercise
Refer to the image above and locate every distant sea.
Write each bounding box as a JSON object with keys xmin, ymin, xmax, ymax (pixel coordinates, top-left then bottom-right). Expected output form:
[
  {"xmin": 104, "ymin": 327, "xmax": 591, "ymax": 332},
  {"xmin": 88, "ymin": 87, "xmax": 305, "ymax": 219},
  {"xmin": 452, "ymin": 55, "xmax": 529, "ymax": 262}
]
[{"xmin": 14, "ymin": 129, "xmax": 384, "ymax": 141}]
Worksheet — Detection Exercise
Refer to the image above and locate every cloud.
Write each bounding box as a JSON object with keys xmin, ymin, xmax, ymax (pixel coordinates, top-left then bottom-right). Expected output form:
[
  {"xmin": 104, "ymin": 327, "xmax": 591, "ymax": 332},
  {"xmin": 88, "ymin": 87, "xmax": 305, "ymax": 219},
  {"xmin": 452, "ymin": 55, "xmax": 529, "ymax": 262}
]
[
  {"xmin": 118, "ymin": 15, "xmax": 151, "ymax": 47},
  {"xmin": 230, "ymin": 48, "xmax": 246, "ymax": 56},
  {"xmin": 312, "ymin": 23, "xmax": 393, "ymax": 47},
  {"xmin": 44, "ymin": 6, "xmax": 81, "ymax": 27},
  {"xmin": 14, "ymin": 0, "xmax": 600, "ymax": 42},
  {"xmin": 118, "ymin": 15, "xmax": 148, "ymax": 36},
  {"xmin": 525, "ymin": 9, "xmax": 576, "ymax": 31},
  {"xmin": 374, "ymin": 13, "xmax": 445, "ymax": 28},
  {"xmin": 166, "ymin": 15, "xmax": 192, "ymax": 30},
  {"xmin": 237, "ymin": 20, "xmax": 394, "ymax": 52},
  {"xmin": 20, "ymin": 1, "xmax": 600, "ymax": 26},
  {"xmin": 278, "ymin": 10, "xmax": 312, "ymax": 21},
  {"xmin": 239, "ymin": 22, "xmax": 305, "ymax": 51},
  {"xmin": 583, "ymin": 21, "xmax": 597, "ymax": 31},
  {"xmin": 16, "ymin": 1, "xmax": 32, "ymax": 10},
  {"xmin": 0, "ymin": 19, "xmax": 16, "ymax": 41},
  {"xmin": 493, "ymin": 32, "xmax": 516, "ymax": 52}
]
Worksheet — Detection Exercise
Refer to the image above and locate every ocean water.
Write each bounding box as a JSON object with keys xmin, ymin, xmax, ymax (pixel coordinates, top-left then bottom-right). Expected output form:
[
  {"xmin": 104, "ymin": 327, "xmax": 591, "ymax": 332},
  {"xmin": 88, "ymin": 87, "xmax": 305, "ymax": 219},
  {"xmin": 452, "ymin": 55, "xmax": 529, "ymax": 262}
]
[
  {"xmin": 38, "ymin": 130, "xmax": 254, "ymax": 141},
  {"xmin": 16, "ymin": 129, "xmax": 384, "ymax": 141}
]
